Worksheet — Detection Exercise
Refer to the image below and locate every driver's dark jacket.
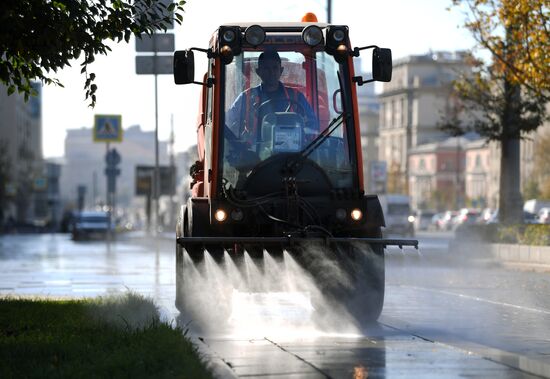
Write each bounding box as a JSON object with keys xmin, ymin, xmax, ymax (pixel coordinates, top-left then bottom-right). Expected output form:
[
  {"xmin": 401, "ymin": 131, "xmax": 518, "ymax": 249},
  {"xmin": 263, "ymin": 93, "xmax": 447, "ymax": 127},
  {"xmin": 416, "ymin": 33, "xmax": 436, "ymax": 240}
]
[{"xmin": 226, "ymin": 82, "xmax": 318, "ymax": 142}]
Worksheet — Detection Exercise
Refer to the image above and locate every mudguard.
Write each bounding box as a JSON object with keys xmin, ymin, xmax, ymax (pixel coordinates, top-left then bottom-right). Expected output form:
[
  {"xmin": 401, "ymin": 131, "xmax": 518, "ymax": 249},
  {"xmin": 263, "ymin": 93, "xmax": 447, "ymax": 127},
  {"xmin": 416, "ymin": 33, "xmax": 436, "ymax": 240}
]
[{"xmin": 363, "ymin": 194, "xmax": 386, "ymax": 228}]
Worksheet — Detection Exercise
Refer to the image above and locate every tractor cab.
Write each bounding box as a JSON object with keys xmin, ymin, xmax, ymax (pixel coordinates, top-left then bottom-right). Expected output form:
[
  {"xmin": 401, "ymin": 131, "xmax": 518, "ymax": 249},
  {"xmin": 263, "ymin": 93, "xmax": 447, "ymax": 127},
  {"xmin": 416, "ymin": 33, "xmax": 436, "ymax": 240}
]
[{"xmin": 174, "ymin": 18, "xmax": 392, "ymax": 204}]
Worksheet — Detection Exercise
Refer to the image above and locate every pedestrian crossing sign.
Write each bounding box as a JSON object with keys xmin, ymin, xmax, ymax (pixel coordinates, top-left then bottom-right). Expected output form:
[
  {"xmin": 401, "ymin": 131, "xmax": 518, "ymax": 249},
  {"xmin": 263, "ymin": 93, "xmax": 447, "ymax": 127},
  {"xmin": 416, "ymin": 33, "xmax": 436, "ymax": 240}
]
[{"xmin": 94, "ymin": 114, "xmax": 123, "ymax": 143}]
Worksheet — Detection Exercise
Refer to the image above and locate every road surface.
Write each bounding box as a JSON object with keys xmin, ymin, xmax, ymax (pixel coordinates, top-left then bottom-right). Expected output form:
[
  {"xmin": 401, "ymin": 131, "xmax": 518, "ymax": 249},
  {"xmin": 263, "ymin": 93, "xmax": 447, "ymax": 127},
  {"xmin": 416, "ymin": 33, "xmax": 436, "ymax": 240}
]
[{"xmin": 1, "ymin": 231, "xmax": 549, "ymax": 378}]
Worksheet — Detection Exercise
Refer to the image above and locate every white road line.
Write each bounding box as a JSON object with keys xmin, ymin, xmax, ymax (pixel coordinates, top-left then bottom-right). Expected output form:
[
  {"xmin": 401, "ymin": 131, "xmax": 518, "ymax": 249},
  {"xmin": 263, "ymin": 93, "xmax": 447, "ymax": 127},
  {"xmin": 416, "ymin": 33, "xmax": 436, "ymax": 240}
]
[{"xmin": 397, "ymin": 285, "xmax": 550, "ymax": 315}]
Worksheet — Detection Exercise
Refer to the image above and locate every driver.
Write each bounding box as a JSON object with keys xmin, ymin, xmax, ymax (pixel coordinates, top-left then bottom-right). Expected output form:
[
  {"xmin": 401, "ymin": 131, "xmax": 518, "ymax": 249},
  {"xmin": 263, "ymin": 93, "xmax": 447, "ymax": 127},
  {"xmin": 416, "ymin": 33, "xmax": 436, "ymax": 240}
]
[{"xmin": 226, "ymin": 49, "xmax": 318, "ymax": 144}]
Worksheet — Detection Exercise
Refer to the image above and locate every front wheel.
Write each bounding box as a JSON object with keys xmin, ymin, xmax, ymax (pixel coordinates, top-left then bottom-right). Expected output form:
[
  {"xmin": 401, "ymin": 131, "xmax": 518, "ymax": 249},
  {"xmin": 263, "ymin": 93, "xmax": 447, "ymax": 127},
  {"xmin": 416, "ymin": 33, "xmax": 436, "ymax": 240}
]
[
  {"xmin": 295, "ymin": 234, "xmax": 385, "ymax": 326},
  {"xmin": 342, "ymin": 241, "xmax": 385, "ymax": 324}
]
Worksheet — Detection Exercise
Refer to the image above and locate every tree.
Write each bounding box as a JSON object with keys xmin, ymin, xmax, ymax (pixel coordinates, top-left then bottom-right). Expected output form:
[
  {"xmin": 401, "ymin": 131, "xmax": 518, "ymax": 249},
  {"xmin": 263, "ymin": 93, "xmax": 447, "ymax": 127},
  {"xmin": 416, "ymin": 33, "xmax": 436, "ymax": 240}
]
[
  {"xmin": 443, "ymin": 0, "xmax": 549, "ymax": 224},
  {"xmin": 0, "ymin": 0, "xmax": 186, "ymax": 106}
]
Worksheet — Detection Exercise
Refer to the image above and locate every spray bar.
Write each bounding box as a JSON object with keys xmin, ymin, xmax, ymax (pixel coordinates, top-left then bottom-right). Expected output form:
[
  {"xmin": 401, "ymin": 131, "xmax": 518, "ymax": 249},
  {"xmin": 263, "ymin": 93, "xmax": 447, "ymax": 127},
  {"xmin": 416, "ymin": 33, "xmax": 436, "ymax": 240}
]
[{"xmin": 177, "ymin": 236, "xmax": 418, "ymax": 249}]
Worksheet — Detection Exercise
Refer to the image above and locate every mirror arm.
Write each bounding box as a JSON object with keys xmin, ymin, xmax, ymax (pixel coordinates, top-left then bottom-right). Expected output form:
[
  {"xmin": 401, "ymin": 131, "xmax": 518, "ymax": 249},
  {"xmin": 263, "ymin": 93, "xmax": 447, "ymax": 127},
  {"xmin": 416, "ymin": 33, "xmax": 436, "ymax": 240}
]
[
  {"xmin": 191, "ymin": 78, "xmax": 215, "ymax": 88},
  {"xmin": 352, "ymin": 76, "xmax": 374, "ymax": 86},
  {"xmin": 186, "ymin": 48, "xmax": 215, "ymax": 87},
  {"xmin": 350, "ymin": 45, "xmax": 378, "ymax": 57},
  {"xmin": 190, "ymin": 47, "xmax": 216, "ymax": 59}
]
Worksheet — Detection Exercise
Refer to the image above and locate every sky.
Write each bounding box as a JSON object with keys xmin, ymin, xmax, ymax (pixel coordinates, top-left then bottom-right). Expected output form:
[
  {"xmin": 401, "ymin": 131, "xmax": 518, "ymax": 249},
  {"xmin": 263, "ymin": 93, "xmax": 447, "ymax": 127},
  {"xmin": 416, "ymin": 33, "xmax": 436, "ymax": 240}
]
[{"xmin": 41, "ymin": 0, "xmax": 475, "ymax": 158}]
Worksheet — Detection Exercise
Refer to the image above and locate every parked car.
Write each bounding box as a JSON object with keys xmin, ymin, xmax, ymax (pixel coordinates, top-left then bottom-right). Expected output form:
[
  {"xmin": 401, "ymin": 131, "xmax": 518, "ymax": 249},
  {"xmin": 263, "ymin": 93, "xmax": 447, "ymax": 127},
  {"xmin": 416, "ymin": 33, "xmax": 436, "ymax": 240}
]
[
  {"xmin": 71, "ymin": 211, "xmax": 112, "ymax": 240},
  {"xmin": 413, "ymin": 210, "xmax": 437, "ymax": 231},
  {"xmin": 439, "ymin": 210, "xmax": 459, "ymax": 230},
  {"xmin": 453, "ymin": 208, "xmax": 481, "ymax": 228},
  {"xmin": 487, "ymin": 209, "xmax": 541, "ymax": 224},
  {"xmin": 523, "ymin": 199, "xmax": 550, "ymax": 215},
  {"xmin": 430, "ymin": 212, "xmax": 445, "ymax": 230},
  {"xmin": 537, "ymin": 208, "xmax": 550, "ymax": 224},
  {"xmin": 478, "ymin": 208, "xmax": 496, "ymax": 224}
]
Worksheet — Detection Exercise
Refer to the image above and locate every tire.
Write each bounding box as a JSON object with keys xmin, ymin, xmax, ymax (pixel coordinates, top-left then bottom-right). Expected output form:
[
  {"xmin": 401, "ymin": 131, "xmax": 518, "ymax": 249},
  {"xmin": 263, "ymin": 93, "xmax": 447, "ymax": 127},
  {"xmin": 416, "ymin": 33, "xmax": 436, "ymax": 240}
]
[
  {"xmin": 296, "ymin": 229, "xmax": 385, "ymax": 326},
  {"xmin": 343, "ymin": 241, "xmax": 385, "ymax": 324},
  {"xmin": 175, "ymin": 203, "xmax": 207, "ymax": 312},
  {"xmin": 291, "ymin": 228, "xmax": 385, "ymax": 327}
]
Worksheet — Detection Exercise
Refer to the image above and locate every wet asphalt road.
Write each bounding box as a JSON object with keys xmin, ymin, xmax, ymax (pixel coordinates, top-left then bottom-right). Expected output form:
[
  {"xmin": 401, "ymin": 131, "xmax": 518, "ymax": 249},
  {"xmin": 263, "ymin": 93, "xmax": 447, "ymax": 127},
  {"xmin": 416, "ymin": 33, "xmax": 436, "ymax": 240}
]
[{"xmin": 1, "ymin": 231, "xmax": 549, "ymax": 378}]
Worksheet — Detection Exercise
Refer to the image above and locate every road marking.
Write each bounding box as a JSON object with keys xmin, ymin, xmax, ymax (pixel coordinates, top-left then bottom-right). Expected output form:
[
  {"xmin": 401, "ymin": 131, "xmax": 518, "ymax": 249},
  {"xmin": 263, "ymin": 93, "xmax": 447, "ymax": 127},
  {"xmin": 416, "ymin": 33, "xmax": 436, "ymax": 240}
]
[{"xmin": 398, "ymin": 284, "xmax": 550, "ymax": 315}]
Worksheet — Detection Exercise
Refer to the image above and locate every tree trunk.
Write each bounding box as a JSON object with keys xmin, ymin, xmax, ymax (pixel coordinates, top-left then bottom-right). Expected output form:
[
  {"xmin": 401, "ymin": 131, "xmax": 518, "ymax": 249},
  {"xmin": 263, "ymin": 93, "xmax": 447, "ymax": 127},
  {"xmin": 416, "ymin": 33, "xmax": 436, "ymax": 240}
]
[
  {"xmin": 498, "ymin": 137, "xmax": 523, "ymax": 224},
  {"xmin": 498, "ymin": 21, "xmax": 524, "ymax": 225}
]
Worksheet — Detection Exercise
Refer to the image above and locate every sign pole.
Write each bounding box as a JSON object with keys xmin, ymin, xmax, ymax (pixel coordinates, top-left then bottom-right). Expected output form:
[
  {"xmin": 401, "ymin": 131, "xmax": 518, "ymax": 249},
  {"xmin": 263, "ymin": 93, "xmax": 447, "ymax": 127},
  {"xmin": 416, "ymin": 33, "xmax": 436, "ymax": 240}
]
[
  {"xmin": 153, "ymin": 37, "xmax": 160, "ymax": 237},
  {"xmin": 105, "ymin": 141, "xmax": 111, "ymax": 240}
]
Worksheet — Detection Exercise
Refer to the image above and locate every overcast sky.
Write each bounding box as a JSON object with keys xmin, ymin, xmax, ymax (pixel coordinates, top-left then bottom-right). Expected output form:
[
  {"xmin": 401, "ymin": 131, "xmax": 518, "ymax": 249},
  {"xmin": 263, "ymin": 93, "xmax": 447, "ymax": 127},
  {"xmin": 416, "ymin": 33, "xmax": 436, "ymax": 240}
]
[{"xmin": 41, "ymin": 0, "xmax": 475, "ymax": 158}]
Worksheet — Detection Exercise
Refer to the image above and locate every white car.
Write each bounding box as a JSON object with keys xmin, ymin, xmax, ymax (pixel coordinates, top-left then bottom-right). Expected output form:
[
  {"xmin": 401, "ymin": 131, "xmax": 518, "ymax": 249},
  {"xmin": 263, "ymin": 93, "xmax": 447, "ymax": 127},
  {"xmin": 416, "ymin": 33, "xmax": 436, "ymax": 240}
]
[{"xmin": 413, "ymin": 210, "xmax": 436, "ymax": 231}]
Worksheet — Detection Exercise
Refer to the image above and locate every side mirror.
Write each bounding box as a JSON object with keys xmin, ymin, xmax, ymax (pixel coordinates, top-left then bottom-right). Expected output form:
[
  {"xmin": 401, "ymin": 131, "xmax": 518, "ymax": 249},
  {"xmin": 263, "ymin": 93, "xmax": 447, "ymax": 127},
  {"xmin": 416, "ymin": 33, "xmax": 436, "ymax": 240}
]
[
  {"xmin": 173, "ymin": 50, "xmax": 195, "ymax": 85},
  {"xmin": 372, "ymin": 47, "xmax": 392, "ymax": 82}
]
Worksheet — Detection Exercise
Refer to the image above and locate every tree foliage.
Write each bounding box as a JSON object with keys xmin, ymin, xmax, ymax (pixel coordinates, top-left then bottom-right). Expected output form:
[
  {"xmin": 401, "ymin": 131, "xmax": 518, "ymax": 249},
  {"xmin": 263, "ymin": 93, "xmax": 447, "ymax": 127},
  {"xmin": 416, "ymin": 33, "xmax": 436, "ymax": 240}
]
[
  {"xmin": 444, "ymin": 0, "xmax": 549, "ymax": 141},
  {"xmin": 0, "ymin": 0, "xmax": 186, "ymax": 106}
]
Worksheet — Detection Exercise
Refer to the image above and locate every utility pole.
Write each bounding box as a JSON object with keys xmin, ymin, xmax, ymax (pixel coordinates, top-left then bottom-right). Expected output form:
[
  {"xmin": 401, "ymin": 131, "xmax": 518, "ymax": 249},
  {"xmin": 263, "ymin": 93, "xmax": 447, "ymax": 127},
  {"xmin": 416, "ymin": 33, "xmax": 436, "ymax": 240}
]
[
  {"xmin": 135, "ymin": 6, "xmax": 175, "ymax": 235},
  {"xmin": 455, "ymin": 137, "xmax": 460, "ymax": 210},
  {"xmin": 153, "ymin": 36, "xmax": 160, "ymax": 236}
]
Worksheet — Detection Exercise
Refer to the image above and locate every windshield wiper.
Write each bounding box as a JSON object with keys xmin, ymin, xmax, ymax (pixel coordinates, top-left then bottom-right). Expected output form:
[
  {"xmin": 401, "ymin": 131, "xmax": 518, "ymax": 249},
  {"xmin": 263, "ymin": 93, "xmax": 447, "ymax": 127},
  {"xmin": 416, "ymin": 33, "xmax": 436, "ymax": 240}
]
[{"xmin": 283, "ymin": 113, "xmax": 346, "ymax": 175}]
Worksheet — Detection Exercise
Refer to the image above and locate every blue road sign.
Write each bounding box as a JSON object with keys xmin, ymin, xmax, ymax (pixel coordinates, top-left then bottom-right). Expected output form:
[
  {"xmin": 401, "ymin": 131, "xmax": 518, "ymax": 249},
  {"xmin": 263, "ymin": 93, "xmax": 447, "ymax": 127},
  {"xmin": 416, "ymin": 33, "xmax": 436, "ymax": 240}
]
[
  {"xmin": 106, "ymin": 148, "xmax": 121, "ymax": 166},
  {"xmin": 94, "ymin": 114, "xmax": 123, "ymax": 143}
]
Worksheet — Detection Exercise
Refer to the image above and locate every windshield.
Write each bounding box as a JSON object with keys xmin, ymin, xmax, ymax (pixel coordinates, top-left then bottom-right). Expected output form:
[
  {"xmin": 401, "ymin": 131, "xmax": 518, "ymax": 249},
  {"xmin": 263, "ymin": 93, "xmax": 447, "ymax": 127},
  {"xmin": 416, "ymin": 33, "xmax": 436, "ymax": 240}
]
[{"xmin": 221, "ymin": 47, "xmax": 354, "ymax": 191}]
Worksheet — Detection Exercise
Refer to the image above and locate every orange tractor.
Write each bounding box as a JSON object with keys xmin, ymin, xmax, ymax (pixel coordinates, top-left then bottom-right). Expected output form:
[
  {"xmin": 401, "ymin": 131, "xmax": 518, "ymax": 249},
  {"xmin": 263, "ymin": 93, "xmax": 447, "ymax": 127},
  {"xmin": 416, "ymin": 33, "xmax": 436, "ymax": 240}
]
[{"xmin": 173, "ymin": 14, "xmax": 417, "ymax": 323}]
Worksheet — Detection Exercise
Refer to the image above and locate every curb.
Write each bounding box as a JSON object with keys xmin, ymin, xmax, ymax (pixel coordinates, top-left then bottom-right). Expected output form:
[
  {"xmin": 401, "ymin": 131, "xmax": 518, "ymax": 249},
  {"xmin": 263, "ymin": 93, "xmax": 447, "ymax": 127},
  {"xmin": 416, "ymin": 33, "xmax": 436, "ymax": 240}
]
[{"xmin": 192, "ymin": 337, "xmax": 239, "ymax": 379}]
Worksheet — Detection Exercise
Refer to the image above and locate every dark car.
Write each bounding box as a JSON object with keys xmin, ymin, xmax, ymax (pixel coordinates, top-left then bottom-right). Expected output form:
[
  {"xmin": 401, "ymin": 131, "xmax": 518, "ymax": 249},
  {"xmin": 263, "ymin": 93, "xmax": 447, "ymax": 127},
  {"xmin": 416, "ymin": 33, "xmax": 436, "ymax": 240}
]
[{"xmin": 71, "ymin": 211, "xmax": 112, "ymax": 240}]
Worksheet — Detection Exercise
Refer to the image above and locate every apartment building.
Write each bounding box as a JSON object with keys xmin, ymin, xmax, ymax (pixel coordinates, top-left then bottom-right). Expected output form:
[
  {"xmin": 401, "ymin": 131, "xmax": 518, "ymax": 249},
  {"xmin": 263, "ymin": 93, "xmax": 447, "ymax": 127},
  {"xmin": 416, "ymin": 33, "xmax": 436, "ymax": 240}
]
[
  {"xmin": 378, "ymin": 51, "xmax": 472, "ymax": 194},
  {"xmin": 0, "ymin": 82, "xmax": 44, "ymax": 224},
  {"xmin": 60, "ymin": 124, "xmax": 169, "ymax": 212}
]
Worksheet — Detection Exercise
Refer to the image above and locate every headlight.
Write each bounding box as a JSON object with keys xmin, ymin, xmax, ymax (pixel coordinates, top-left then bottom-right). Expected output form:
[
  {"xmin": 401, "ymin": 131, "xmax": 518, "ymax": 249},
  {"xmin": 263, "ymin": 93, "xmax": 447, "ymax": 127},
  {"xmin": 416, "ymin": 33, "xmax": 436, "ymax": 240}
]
[
  {"xmin": 350, "ymin": 209, "xmax": 363, "ymax": 221},
  {"xmin": 326, "ymin": 26, "xmax": 349, "ymax": 63},
  {"xmin": 302, "ymin": 25, "xmax": 323, "ymax": 46},
  {"xmin": 408, "ymin": 215, "xmax": 416, "ymax": 223},
  {"xmin": 222, "ymin": 29, "xmax": 236, "ymax": 43},
  {"xmin": 244, "ymin": 25, "xmax": 265, "ymax": 46},
  {"xmin": 218, "ymin": 26, "xmax": 241, "ymax": 63},
  {"xmin": 332, "ymin": 29, "xmax": 345, "ymax": 42},
  {"xmin": 214, "ymin": 209, "xmax": 227, "ymax": 222}
]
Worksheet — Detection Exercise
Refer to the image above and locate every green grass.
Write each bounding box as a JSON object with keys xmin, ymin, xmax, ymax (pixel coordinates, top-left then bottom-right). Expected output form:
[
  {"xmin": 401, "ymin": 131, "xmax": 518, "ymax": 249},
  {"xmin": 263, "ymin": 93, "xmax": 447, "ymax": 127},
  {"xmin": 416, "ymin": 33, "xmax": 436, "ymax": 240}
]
[{"xmin": 0, "ymin": 293, "xmax": 213, "ymax": 379}]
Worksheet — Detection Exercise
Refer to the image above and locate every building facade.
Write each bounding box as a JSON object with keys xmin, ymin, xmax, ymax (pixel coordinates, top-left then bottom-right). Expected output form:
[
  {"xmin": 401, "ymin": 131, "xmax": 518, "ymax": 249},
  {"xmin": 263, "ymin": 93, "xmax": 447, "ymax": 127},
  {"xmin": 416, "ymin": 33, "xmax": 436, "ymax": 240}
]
[
  {"xmin": 378, "ymin": 51, "xmax": 472, "ymax": 194},
  {"xmin": 464, "ymin": 139, "xmax": 490, "ymax": 208},
  {"xmin": 408, "ymin": 136, "xmax": 474, "ymax": 211},
  {"xmin": 0, "ymin": 82, "xmax": 44, "ymax": 225},
  {"xmin": 60, "ymin": 125, "xmax": 169, "ymax": 215}
]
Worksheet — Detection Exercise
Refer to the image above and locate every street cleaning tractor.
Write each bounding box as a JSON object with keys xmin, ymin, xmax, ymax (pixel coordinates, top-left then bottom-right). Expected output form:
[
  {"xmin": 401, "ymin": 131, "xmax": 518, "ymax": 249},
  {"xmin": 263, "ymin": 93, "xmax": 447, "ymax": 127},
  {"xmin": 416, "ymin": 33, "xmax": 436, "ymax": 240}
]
[{"xmin": 173, "ymin": 13, "xmax": 418, "ymax": 323}]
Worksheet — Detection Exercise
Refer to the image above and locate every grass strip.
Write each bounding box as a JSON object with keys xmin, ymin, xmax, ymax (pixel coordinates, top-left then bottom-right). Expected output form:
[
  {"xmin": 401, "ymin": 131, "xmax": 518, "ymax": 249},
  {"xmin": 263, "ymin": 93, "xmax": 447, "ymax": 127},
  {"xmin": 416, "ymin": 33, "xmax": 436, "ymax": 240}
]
[{"xmin": 0, "ymin": 293, "xmax": 213, "ymax": 379}]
